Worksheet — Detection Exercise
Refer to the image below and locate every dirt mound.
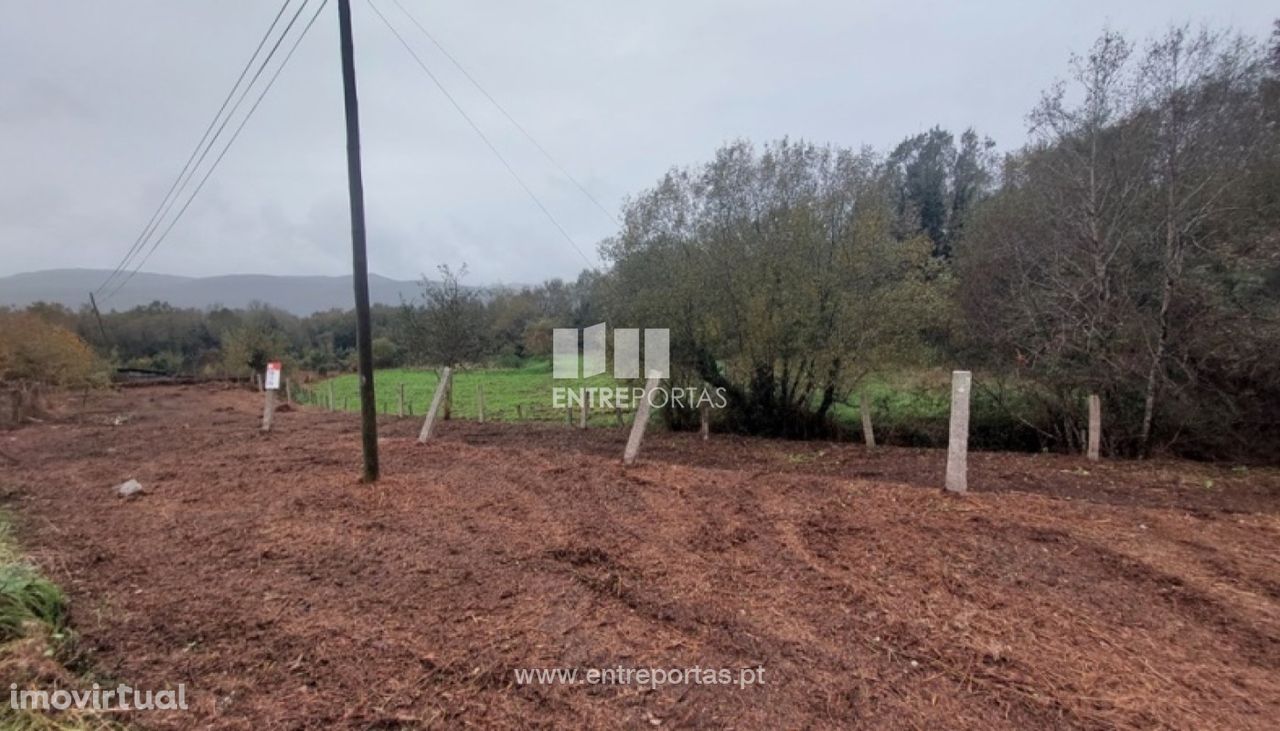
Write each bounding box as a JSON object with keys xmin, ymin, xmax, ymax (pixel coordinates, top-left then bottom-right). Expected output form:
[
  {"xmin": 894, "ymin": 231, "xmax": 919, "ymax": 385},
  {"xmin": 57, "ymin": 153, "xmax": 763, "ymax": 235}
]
[{"xmin": 3, "ymin": 385, "xmax": 1279, "ymax": 729}]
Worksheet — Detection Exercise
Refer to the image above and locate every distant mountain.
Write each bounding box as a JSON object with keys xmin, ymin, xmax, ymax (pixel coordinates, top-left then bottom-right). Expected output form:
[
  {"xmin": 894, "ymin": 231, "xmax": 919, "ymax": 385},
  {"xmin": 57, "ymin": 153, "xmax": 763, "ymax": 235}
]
[{"xmin": 0, "ymin": 269, "xmax": 434, "ymax": 316}]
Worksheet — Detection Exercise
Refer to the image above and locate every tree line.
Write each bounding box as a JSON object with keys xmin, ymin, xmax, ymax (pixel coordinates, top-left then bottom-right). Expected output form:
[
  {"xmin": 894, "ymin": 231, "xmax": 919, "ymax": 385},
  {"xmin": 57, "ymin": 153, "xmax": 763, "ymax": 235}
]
[
  {"xmin": 598, "ymin": 23, "xmax": 1280, "ymax": 458},
  {"xmin": 5, "ymin": 23, "xmax": 1277, "ymax": 459}
]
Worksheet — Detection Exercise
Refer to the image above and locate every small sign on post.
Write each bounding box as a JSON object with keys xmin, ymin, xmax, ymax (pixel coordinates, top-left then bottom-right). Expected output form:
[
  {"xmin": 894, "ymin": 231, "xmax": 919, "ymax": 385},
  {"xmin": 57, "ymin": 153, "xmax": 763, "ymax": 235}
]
[
  {"xmin": 945, "ymin": 370, "xmax": 971, "ymax": 493},
  {"xmin": 262, "ymin": 362, "xmax": 282, "ymax": 432}
]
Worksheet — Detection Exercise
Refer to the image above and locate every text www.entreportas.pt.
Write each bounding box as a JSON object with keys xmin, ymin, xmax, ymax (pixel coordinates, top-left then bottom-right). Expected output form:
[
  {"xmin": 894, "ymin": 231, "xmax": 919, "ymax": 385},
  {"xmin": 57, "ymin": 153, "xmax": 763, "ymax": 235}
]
[{"xmin": 512, "ymin": 665, "xmax": 766, "ymax": 690}]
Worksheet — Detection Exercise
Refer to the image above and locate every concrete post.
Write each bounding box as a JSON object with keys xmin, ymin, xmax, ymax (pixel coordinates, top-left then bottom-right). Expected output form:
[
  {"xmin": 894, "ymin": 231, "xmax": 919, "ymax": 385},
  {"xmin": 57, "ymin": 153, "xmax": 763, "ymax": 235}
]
[
  {"xmin": 1087, "ymin": 393, "xmax": 1101, "ymax": 462},
  {"xmin": 418, "ymin": 367, "xmax": 452, "ymax": 443},
  {"xmin": 624, "ymin": 376, "xmax": 660, "ymax": 465},
  {"xmin": 261, "ymin": 389, "xmax": 276, "ymax": 432},
  {"xmin": 945, "ymin": 370, "xmax": 971, "ymax": 494}
]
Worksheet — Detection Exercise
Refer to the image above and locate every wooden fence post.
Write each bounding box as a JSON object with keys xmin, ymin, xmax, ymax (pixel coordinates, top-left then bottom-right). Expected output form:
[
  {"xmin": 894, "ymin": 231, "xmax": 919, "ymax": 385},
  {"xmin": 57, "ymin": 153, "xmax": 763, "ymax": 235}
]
[
  {"xmin": 477, "ymin": 384, "xmax": 486, "ymax": 423},
  {"xmin": 397, "ymin": 383, "xmax": 406, "ymax": 418},
  {"xmin": 516, "ymin": 404, "xmax": 523, "ymax": 420},
  {"xmin": 615, "ymin": 403, "xmax": 624, "ymax": 427},
  {"xmin": 442, "ymin": 370, "xmax": 452, "ymax": 421},
  {"xmin": 624, "ymin": 376, "xmax": 660, "ymax": 465},
  {"xmin": 945, "ymin": 370, "xmax": 971, "ymax": 494},
  {"xmin": 860, "ymin": 391, "xmax": 875, "ymax": 448},
  {"xmin": 285, "ymin": 379, "xmax": 293, "ymax": 404},
  {"xmin": 579, "ymin": 389, "xmax": 589, "ymax": 429},
  {"xmin": 328, "ymin": 382, "xmax": 335, "ymax": 412},
  {"xmin": 418, "ymin": 367, "xmax": 452, "ymax": 442},
  {"xmin": 1087, "ymin": 393, "xmax": 1101, "ymax": 462}
]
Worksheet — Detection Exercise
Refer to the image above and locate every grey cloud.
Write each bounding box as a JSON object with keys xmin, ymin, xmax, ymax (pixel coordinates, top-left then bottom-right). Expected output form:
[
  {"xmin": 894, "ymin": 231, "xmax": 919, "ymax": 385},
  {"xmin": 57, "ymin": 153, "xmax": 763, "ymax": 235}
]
[{"xmin": 1, "ymin": 0, "xmax": 1273, "ymax": 297}]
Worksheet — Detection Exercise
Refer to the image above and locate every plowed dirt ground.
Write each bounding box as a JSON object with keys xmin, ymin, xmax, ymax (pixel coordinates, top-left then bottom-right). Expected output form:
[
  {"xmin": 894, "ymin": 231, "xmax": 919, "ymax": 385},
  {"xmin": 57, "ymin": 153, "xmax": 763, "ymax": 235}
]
[{"xmin": 3, "ymin": 384, "xmax": 1279, "ymax": 729}]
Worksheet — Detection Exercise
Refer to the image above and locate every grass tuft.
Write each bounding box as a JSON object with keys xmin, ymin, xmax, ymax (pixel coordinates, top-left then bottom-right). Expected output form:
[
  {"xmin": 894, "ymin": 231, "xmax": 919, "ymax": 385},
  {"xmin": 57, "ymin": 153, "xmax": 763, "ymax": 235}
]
[
  {"xmin": 0, "ymin": 511, "xmax": 125, "ymax": 731},
  {"xmin": 0, "ymin": 563, "xmax": 67, "ymax": 642}
]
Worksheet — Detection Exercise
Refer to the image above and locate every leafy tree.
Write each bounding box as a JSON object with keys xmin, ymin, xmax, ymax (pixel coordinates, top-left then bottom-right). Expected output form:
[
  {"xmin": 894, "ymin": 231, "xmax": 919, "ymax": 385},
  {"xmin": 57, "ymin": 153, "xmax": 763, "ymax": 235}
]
[
  {"xmin": 0, "ymin": 311, "xmax": 102, "ymax": 387},
  {"xmin": 602, "ymin": 139, "xmax": 943, "ymax": 436},
  {"xmin": 401, "ymin": 265, "xmax": 487, "ymax": 367},
  {"xmin": 885, "ymin": 127, "xmax": 995, "ymax": 258},
  {"xmin": 220, "ymin": 305, "xmax": 292, "ymax": 377}
]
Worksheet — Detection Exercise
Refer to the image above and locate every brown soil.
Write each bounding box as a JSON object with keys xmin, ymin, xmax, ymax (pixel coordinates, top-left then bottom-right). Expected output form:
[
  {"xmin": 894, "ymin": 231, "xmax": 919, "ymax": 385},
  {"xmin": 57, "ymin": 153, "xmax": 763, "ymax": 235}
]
[{"xmin": 3, "ymin": 384, "xmax": 1279, "ymax": 730}]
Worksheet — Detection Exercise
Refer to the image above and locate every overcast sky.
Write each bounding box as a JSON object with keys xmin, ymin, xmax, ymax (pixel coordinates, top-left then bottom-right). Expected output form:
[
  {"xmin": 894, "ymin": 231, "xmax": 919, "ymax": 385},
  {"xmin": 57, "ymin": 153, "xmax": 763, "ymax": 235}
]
[{"xmin": 1, "ymin": 1, "xmax": 1274, "ymax": 292}]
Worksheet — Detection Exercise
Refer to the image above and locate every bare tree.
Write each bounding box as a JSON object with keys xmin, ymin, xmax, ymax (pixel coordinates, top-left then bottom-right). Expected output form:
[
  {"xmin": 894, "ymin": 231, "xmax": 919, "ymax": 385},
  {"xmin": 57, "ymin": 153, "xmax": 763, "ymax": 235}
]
[{"xmin": 1134, "ymin": 27, "xmax": 1269, "ymax": 453}]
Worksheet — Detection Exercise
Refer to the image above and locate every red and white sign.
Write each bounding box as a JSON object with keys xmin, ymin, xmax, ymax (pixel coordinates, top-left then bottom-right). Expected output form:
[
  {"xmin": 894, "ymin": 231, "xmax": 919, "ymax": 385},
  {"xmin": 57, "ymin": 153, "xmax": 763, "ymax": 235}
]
[{"xmin": 264, "ymin": 362, "xmax": 282, "ymax": 391}]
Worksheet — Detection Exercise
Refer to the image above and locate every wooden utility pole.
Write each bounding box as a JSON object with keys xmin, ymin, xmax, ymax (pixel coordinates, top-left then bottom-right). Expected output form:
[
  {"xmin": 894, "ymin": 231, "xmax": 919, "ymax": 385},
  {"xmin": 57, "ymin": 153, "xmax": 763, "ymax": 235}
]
[
  {"xmin": 337, "ymin": 0, "xmax": 378, "ymax": 482},
  {"xmin": 87, "ymin": 292, "xmax": 109, "ymax": 347}
]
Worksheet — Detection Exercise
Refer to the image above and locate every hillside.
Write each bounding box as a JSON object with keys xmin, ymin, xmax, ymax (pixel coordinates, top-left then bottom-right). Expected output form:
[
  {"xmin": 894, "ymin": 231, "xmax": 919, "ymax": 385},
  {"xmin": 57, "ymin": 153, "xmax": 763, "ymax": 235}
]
[{"xmin": 0, "ymin": 269, "xmax": 433, "ymax": 315}]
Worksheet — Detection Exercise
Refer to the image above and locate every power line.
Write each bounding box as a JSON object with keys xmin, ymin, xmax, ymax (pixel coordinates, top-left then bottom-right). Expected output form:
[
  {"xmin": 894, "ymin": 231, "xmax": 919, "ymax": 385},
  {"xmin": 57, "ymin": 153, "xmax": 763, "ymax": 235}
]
[
  {"xmin": 97, "ymin": 0, "xmax": 295, "ymax": 296},
  {"xmin": 388, "ymin": 0, "xmax": 618, "ymax": 226},
  {"xmin": 105, "ymin": 0, "xmax": 330, "ymax": 300},
  {"xmin": 366, "ymin": 0, "xmax": 595, "ymax": 268},
  {"xmin": 105, "ymin": 0, "xmax": 315, "ymax": 301}
]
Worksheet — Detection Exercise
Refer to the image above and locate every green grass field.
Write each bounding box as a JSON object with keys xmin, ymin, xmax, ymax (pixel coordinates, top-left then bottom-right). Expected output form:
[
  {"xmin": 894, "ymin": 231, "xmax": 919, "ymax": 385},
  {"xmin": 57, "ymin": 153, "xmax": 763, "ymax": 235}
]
[
  {"xmin": 299, "ymin": 358, "xmax": 634, "ymax": 426},
  {"xmin": 301, "ymin": 359, "xmax": 988, "ymax": 439}
]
